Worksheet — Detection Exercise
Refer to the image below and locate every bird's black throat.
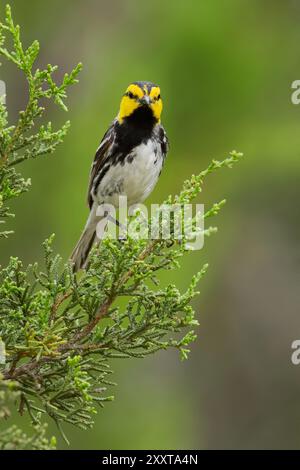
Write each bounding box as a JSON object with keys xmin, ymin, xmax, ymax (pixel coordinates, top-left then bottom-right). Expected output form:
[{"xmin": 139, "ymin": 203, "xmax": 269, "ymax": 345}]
[{"xmin": 116, "ymin": 105, "xmax": 157, "ymax": 154}]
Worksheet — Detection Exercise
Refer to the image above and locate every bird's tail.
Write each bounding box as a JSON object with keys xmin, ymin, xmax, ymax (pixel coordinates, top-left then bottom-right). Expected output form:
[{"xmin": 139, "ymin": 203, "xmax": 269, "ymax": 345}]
[{"xmin": 70, "ymin": 204, "xmax": 106, "ymax": 272}]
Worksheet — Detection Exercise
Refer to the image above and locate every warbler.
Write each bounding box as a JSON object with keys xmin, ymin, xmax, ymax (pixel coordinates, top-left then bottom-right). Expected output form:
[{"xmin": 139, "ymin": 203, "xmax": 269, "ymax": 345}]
[{"xmin": 71, "ymin": 81, "xmax": 169, "ymax": 271}]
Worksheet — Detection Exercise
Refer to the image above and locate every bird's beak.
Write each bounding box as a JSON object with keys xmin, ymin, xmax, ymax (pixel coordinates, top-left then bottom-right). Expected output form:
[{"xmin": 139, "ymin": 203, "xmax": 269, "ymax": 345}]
[{"xmin": 139, "ymin": 95, "xmax": 152, "ymax": 106}]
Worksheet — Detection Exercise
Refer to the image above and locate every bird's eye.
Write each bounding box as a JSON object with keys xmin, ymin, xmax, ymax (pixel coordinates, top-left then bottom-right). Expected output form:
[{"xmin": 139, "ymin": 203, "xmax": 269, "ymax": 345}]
[
  {"xmin": 157, "ymin": 94, "xmax": 161, "ymax": 100},
  {"xmin": 127, "ymin": 91, "xmax": 134, "ymax": 99}
]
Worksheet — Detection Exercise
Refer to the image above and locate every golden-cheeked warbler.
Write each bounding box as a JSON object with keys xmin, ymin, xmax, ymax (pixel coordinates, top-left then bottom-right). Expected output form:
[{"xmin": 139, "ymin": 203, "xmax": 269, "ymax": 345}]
[{"xmin": 71, "ymin": 81, "xmax": 169, "ymax": 271}]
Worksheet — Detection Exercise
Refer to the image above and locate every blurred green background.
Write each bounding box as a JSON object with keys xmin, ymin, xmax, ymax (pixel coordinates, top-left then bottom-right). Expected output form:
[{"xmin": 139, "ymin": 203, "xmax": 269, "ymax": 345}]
[{"xmin": 1, "ymin": 0, "xmax": 300, "ymax": 449}]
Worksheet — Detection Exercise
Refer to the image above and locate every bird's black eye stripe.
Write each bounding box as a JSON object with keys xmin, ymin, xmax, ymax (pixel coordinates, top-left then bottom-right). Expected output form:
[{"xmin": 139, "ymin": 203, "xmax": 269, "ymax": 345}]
[
  {"xmin": 124, "ymin": 91, "xmax": 161, "ymax": 100},
  {"xmin": 125, "ymin": 91, "xmax": 137, "ymax": 99}
]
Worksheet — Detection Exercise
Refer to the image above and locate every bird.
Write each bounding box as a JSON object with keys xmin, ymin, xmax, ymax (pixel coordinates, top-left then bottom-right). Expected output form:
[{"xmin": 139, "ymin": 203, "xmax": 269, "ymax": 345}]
[{"xmin": 70, "ymin": 81, "xmax": 169, "ymax": 272}]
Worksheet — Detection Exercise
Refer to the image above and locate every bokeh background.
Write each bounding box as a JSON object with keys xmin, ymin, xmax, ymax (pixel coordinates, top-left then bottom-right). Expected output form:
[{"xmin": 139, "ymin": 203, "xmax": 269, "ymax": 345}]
[{"xmin": 1, "ymin": 0, "xmax": 300, "ymax": 449}]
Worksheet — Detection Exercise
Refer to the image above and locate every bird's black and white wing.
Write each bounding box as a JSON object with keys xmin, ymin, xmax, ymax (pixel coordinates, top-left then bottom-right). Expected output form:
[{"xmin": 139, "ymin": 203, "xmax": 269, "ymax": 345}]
[
  {"xmin": 157, "ymin": 124, "xmax": 169, "ymax": 164},
  {"xmin": 87, "ymin": 121, "xmax": 116, "ymax": 209}
]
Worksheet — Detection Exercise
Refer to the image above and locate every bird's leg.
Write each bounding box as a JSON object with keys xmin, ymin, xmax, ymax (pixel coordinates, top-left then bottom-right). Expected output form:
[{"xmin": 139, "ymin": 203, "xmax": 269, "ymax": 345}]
[
  {"xmin": 106, "ymin": 213, "xmax": 126, "ymax": 229},
  {"xmin": 106, "ymin": 213, "xmax": 127, "ymax": 241}
]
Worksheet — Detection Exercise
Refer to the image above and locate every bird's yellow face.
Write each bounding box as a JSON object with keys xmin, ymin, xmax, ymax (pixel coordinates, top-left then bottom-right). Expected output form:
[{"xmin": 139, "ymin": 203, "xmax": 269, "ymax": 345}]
[{"xmin": 118, "ymin": 82, "xmax": 163, "ymax": 124}]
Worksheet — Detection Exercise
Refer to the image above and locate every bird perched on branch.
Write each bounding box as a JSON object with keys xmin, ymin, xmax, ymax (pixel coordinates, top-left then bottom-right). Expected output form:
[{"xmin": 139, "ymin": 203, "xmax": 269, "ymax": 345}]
[{"xmin": 71, "ymin": 81, "xmax": 169, "ymax": 271}]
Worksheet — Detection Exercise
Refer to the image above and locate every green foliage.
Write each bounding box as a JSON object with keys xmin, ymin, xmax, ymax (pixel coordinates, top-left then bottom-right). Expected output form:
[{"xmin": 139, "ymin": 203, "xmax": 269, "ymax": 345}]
[
  {"xmin": 0, "ymin": 5, "xmax": 242, "ymax": 449},
  {"xmin": 0, "ymin": 4, "xmax": 82, "ymax": 237},
  {"xmin": 0, "ymin": 376, "xmax": 56, "ymax": 449}
]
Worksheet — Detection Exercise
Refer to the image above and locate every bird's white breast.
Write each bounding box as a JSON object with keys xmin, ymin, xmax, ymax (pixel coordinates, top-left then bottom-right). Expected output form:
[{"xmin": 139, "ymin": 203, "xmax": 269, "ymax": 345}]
[{"xmin": 97, "ymin": 140, "xmax": 163, "ymax": 207}]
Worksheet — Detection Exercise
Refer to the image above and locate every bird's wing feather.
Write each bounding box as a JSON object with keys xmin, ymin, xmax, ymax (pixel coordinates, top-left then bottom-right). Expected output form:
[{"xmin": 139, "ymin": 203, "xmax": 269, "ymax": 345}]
[
  {"xmin": 87, "ymin": 121, "xmax": 116, "ymax": 208},
  {"xmin": 158, "ymin": 125, "xmax": 169, "ymax": 161}
]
